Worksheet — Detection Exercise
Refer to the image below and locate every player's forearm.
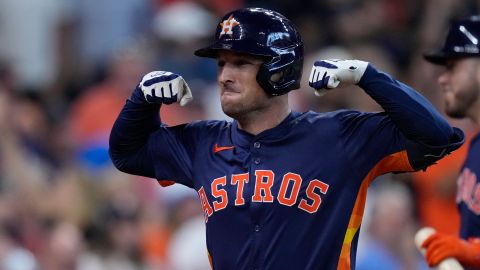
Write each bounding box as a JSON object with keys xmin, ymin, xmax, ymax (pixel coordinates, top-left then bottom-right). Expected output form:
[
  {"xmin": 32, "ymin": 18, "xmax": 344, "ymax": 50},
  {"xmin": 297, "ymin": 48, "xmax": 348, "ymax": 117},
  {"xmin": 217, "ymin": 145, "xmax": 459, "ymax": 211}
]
[
  {"xmin": 108, "ymin": 87, "xmax": 160, "ymax": 176},
  {"xmin": 358, "ymin": 65, "xmax": 454, "ymax": 146}
]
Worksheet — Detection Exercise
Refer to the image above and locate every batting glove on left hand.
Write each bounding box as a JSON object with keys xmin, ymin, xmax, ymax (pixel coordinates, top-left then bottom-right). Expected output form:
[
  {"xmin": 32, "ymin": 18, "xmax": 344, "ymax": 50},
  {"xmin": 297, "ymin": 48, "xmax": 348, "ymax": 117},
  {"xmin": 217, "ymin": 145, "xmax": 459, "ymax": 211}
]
[
  {"xmin": 139, "ymin": 71, "xmax": 193, "ymax": 106},
  {"xmin": 308, "ymin": 59, "xmax": 369, "ymax": 96}
]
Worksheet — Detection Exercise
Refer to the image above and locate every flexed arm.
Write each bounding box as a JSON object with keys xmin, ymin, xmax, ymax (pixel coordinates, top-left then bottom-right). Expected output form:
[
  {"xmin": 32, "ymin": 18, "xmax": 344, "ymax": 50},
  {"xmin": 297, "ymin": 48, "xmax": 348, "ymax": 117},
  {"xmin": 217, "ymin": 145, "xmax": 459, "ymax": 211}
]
[
  {"xmin": 109, "ymin": 71, "xmax": 193, "ymax": 178},
  {"xmin": 308, "ymin": 60, "xmax": 464, "ymax": 170}
]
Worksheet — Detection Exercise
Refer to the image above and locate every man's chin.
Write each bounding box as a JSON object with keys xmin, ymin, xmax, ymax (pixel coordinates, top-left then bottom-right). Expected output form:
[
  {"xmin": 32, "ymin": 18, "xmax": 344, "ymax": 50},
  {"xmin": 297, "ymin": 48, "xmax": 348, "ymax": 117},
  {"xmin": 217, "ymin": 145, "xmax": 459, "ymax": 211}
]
[
  {"xmin": 221, "ymin": 105, "xmax": 241, "ymax": 119},
  {"xmin": 221, "ymin": 96, "xmax": 239, "ymax": 111}
]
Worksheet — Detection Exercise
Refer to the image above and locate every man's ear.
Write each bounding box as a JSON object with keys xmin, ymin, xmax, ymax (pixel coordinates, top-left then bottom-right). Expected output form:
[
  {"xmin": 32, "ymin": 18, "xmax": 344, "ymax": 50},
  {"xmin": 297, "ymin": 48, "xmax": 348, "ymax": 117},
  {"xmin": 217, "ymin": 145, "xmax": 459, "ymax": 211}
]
[{"xmin": 270, "ymin": 71, "xmax": 283, "ymax": 83}]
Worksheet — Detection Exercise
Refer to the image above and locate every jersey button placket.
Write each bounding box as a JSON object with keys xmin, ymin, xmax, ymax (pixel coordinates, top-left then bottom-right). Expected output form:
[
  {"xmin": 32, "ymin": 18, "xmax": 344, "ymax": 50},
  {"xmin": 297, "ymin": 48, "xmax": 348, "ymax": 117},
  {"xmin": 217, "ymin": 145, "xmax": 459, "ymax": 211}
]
[
  {"xmin": 250, "ymin": 139, "xmax": 263, "ymax": 270},
  {"xmin": 253, "ymin": 142, "xmax": 261, "ymax": 164}
]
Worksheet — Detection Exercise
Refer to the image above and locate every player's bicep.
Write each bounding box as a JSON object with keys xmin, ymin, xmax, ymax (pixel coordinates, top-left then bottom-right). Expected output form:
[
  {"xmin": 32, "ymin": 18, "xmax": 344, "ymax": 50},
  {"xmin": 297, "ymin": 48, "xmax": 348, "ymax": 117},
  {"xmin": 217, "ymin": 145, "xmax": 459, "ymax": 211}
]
[
  {"xmin": 340, "ymin": 111, "xmax": 412, "ymax": 173},
  {"xmin": 148, "ymin": 125, "xmax": 195, "ymax": 187},
  {"xmin": 109, "ymin": 143, "xmax": 156, "ymax": 178}
]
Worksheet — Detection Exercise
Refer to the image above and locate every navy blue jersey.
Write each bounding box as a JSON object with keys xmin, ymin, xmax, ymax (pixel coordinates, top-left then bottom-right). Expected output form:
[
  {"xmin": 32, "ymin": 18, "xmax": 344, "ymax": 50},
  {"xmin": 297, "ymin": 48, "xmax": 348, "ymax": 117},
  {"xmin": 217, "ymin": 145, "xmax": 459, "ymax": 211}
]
[
  {"xmin": 150, "ymin": 110, "xmax": 418, "ymax": 270},
  {"xmin": 458, "ymin": 132, "xmax": 480, "ymax": 240},
  {"xmin": 109, "ymin": 65, "xmax": 464, "ymax": 270}
]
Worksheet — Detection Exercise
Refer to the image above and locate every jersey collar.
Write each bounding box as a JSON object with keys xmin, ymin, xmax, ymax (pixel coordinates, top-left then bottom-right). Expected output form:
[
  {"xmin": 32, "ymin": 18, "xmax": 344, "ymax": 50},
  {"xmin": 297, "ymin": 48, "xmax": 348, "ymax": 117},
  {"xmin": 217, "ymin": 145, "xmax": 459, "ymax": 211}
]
[{"xmin": 231, "ymin": 111, "xmax": 303, "ymax": 148}]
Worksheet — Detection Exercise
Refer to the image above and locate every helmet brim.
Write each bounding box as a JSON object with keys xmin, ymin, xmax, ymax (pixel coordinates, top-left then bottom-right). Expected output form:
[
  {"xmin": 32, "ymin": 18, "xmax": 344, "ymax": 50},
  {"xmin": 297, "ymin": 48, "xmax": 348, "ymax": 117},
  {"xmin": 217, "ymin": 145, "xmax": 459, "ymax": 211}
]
[
  {"xmin": 423, "ymin": 49, "xmax": 448, "ymax": 65},
  {"xmin": 423, "ymin": 50, "xmax": 480, "ymax": 65},
  {"xmin": 194, "ymin": 39, "xmax": 276, "ymax": 59}
]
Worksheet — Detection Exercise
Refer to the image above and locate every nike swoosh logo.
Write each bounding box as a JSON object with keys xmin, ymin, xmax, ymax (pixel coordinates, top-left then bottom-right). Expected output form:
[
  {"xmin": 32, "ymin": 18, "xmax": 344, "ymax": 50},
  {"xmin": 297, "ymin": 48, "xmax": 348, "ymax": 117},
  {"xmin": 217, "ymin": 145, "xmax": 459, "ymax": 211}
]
[{"xmin": 213, "ymin": 143, "xmax": 235, "ymax": 153}]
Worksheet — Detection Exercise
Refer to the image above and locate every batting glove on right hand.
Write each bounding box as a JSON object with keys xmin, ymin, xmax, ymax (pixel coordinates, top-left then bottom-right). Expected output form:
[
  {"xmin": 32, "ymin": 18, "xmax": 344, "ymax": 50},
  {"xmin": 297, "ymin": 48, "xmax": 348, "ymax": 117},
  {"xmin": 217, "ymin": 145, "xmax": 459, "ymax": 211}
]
[
  {"xmin": 308, "ymin": 59, "xmax": 369, "ymax": 96},
  {"xmin": 139, "ymin": 71, "xmax": 193, "ymax": 106},
  {"xmin": 421, "ymin": 232, "xmax": 480, "ymax": 268}
]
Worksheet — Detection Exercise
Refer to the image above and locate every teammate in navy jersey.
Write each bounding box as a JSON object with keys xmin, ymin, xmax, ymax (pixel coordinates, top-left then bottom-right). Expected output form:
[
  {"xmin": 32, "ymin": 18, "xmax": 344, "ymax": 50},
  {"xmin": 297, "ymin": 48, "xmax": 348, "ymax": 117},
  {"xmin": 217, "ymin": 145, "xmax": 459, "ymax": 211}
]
[
  {"xmin": 422, "ymin": 15, "xmax": 480, "ymax": 269},
  {"xmin": 109, "ymin": 8, "xmax": 464, "ymax": 270}
]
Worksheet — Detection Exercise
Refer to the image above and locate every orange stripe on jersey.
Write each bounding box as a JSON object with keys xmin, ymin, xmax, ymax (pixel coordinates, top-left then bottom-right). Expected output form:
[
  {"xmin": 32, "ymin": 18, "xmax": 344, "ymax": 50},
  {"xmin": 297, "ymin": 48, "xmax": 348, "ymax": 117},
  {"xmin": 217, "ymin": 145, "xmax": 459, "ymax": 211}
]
[
  {"xmin": 208, "ymin": 251, "xmax": 213, "ymax": 270},
  {"xmin": 336, "ymin": 150, "xmax": 413, "ymax": 270}
]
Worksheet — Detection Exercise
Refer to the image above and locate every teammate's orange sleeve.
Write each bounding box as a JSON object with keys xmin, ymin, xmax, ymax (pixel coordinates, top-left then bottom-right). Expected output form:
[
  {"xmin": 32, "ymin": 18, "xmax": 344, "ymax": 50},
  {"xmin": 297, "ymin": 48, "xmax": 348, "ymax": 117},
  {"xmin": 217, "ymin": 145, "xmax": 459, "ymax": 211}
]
[{"xmin": 421, "ymin": 232, "xmax": 480, "ymax": 268}]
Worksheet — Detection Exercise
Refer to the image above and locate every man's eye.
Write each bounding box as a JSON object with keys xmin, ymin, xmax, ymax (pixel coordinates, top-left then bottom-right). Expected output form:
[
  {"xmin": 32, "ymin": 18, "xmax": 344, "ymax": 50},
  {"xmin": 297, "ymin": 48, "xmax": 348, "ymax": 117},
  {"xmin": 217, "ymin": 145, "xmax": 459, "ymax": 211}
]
[{"xmin": 235, "ymin": 60, "xmax": 251, "ymax": 66}]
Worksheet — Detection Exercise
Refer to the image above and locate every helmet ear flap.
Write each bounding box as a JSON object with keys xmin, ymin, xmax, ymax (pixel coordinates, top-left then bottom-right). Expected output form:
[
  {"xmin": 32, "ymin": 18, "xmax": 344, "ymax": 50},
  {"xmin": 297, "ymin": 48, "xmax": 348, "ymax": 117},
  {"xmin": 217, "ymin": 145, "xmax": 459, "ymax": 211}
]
[
  {"xmin": 270, "ymin": 71, "xmax": 284, "ymax": 83},
  {"xmin": 256, "ymin": 64, "xmax": 276, "ymax": 95},
  {"xmin": 256, "ymin": 57, "xmax": 303, "ymax": 96}
]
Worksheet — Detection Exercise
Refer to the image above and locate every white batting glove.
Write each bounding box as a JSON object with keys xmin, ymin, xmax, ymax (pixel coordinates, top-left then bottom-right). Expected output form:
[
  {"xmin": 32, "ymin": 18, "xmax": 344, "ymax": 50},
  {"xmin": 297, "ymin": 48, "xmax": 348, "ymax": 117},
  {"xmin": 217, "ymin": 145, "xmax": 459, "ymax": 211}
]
[
  {"xmin": 139, "ymin": 71, "xmax": 193, "ymax": 106},
  {"xmin": 308, "ymin": 60, "xmax": 369, "ymax": 96}
]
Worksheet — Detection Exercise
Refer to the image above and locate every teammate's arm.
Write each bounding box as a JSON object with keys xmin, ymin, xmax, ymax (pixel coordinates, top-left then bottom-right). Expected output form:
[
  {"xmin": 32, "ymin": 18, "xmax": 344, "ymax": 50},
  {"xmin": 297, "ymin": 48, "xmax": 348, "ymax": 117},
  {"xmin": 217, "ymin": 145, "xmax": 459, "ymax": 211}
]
[
  {"xmin": 309, "ymin": 60, "xmax": 464, "ymax": 170},
  {"xmin": 421, "ymin": 232, "xmax": 480, "ymax": 268},
  {"xmin": 109, "ymin": 71, "xmax": 193, "ymax": 182}
]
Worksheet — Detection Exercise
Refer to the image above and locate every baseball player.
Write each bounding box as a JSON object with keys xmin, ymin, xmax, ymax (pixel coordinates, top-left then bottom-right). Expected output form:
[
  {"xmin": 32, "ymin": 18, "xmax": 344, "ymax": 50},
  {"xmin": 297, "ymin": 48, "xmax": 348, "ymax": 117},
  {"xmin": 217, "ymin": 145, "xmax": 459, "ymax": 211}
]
[
  {"xmin": 109, "ymin": 7, "xmax": 464, "ymax": 270},
  {"xmin": 421, "ymin": 16, "xmax": 480, "ymax": 269}
]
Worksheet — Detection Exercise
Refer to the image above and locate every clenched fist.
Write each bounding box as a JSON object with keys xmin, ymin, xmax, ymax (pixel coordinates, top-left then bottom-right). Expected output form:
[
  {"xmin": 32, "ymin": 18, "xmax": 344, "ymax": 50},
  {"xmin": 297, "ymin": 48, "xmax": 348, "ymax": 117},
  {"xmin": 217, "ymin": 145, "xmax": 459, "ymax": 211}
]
[
  {"xmin": 139, "ymin": 71, "xmax": 193, "ymax": 106},
  {"xmin": 308, "ymin": 59, "xmax": 369, "ymax": 96}
]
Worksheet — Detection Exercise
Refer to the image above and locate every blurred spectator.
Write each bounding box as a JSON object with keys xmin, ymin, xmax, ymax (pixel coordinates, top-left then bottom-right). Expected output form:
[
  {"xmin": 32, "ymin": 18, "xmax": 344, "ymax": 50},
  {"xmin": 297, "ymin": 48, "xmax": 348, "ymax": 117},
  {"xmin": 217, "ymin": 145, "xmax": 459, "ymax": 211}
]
[
  {"xmin": 73, "ymin": 0, "xmax": 153, "ymax": 83},
  {"xmin": 0, "ymin": 224, "xmax": 37, "ymax": 270},
  {"xmin": 67, "ymin": 45, "xmax": 152, "ymax": 171},
  {"xmin": 0, "ymin": 0, "xmax": 73, "ymax": 92},
  {"xmin": 356, "ymin": 180, "xmax": 428, "ymax": 270},
  {"xmin": 0, "ymin": 88, "xmax": 55, "ymax": 190},
  {"xmin": 138, "ymin": 202, "xmax": 171, "ymax": 269},
  {"xmin": 38, "ymin": 221, "xmax": 84, "ymax": 270},
  {"xmin": 168, "ymin": 215, "xmax": 211, "ymax": 270},
  {"xmin": 153, "ymin": 1, "xmax": 217, "ymax": 87}
]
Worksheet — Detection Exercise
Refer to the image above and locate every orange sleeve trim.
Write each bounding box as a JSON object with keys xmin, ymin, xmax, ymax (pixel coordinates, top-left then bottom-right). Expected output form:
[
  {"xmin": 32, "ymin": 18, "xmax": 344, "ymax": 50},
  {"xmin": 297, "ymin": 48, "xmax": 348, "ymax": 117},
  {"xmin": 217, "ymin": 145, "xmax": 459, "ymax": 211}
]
[
  {"xmin": 158, "ymin": 180, "xmax": 175, "ymax": 187},
  {"xmin": 336, "ymin": 150, "xmax": 412, "ymax": 270}
]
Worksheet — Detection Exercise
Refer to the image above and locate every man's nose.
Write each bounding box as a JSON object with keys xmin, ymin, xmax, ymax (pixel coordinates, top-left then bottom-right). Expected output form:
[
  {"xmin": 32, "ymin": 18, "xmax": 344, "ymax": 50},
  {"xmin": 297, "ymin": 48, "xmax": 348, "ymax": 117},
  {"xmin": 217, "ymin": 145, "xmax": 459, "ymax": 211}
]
[
  {"xmin": 218, "ymin": 64, "xmax": 234, "ymax": 84},
  {"xmin": 437, "ymin": 72, "xmax": 449, "ymax": 87}
]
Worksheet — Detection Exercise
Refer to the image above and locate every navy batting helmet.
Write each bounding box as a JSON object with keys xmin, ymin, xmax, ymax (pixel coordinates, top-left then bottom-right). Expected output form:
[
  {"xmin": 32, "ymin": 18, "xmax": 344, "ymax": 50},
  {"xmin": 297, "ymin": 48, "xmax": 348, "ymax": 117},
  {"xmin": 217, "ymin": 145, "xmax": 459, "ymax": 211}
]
[
  {"xmin": 424, "ymin": 15, "xmax": 480, "ymax": 65},
  {"xmin": 194, "ymin": 7, "xmax": 304, "ymax": 96}
]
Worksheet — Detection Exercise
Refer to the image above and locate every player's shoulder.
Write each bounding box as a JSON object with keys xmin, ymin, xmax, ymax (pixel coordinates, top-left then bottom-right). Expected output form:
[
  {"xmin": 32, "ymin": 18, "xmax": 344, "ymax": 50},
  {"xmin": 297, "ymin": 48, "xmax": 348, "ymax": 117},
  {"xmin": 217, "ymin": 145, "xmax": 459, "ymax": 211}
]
[
  {"xmin": 295, "ymin": 109, "xmax": 389, "ymax": 131},
  {"xmin": 184, "ymin": 119, "xmax": 233, "ymax": 134},
  {"xmin": 297, "ymin": 109, "xmax": 376, "ymax": 123}
]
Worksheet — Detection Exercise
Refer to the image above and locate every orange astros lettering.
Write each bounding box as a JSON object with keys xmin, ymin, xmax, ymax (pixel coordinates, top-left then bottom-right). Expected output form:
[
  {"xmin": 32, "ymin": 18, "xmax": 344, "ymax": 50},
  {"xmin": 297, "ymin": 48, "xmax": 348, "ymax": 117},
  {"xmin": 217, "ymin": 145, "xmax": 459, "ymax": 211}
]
[{"xmin": 197, "ymin": 171, "xmax": 330, "ymax": 223}]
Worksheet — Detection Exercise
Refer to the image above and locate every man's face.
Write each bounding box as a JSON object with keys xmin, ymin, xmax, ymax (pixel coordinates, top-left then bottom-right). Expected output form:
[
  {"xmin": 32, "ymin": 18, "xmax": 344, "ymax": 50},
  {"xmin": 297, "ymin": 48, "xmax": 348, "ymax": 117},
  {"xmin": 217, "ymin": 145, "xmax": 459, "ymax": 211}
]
[
  {"xmin": 216, "ymin": 51, "xmax": 271, "ymax": 119},
  {"xmin": 437, "ymin": 58, "xmax": 480, "ymax": 118}
]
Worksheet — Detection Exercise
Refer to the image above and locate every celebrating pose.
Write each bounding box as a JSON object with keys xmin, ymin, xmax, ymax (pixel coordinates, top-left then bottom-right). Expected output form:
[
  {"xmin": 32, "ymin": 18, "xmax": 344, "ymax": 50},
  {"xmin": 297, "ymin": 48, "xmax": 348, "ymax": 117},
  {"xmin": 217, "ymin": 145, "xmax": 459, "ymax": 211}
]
[{"xmin": 110, "ymin": 7, "xmax": 463, "ymax": 270}]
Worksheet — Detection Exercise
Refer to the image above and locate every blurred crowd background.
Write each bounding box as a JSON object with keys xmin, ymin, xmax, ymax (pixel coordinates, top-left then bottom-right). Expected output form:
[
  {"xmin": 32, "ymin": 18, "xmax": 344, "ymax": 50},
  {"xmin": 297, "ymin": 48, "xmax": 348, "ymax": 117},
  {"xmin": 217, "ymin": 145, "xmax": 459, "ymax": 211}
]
[{"xmin": 0, "ymin": 0, "xmax": 478, "ymax": 269}]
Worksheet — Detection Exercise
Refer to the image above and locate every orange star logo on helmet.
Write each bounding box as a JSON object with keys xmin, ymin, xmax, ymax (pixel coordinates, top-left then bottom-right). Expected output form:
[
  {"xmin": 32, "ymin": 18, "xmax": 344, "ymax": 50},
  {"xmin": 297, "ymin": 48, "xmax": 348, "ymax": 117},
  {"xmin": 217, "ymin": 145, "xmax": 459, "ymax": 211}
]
[{"xmin": 219, "ymin": 15, "xmax": 239, "ymax": 36}]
